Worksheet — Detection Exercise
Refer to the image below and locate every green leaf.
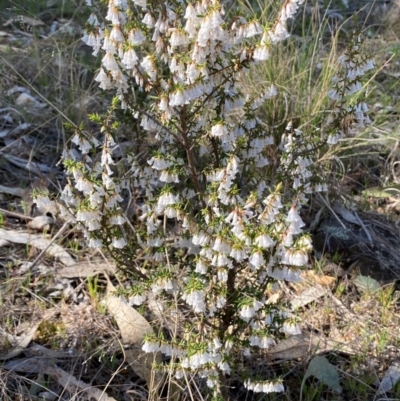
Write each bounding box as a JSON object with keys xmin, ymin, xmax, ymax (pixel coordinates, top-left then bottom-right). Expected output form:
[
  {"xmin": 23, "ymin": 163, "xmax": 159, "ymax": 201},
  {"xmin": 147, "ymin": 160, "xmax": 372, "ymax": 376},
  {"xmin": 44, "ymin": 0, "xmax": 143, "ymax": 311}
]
[
  {"xmin": 354, "ymin": 275, "xmax": 380, "ymax": 293},
  {"xmin": 362, "ymin": 185, "xmax": 400, "ymax": 198},
  {"xmin": 303, "ymin": 356, "xmax": 342, "ymax": 393}
]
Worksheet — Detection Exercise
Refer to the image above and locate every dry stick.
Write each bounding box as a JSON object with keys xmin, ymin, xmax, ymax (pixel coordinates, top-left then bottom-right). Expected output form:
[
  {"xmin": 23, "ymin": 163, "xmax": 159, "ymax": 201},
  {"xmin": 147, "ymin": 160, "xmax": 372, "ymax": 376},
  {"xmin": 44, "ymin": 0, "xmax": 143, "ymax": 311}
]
[
  {"xmin": 0, "ymin": 207, "xmax": 33, "ymax": 221},
  {"xmin": 180, "ymin": 106, "xmax": 206, "ymax": 208},
  {"xmin": 29, "ymin": 220, "xmax": 72, "ymax": 269}
]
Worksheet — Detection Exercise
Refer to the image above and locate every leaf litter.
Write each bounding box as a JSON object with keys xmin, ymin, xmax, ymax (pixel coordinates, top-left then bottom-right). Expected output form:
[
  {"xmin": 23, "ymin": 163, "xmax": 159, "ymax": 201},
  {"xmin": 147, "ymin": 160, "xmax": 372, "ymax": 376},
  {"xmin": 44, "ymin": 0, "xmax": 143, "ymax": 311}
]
[{"xmin": 0, "ymin": 2, "xmax": 400, "ymax": 400}]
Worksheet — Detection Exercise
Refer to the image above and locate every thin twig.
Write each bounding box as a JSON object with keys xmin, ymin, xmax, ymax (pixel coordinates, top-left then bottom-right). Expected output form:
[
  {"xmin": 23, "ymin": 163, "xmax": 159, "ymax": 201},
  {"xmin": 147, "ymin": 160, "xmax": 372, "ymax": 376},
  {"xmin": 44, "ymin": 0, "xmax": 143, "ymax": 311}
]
[
  {"xmin": 0, "ymin": 207, "xmax": 33, "ymax": 221},
  {"xmin": 29, "ymin": 220, "xmax": 72, "ymax": 269}
]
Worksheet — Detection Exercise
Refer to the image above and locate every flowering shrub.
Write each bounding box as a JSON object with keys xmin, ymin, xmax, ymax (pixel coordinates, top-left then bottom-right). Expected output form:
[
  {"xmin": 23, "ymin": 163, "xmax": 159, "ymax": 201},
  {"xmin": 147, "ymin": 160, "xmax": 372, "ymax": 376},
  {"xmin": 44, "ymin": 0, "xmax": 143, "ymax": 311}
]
[{"xmin": 59, "ymin": 0, "xmax": 373, "ymax": 399}]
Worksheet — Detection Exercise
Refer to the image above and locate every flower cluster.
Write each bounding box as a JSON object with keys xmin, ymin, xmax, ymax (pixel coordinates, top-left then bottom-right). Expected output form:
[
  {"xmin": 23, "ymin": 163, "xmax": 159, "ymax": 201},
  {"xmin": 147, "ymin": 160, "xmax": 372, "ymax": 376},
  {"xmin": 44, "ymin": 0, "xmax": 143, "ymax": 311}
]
[
  {"xmin": 326, "ymin": 34, "xmax": 374, "ymax": 144},
  {"xmin": 62, "ymin": 1, "xmax": 373, "ymax": 399}
]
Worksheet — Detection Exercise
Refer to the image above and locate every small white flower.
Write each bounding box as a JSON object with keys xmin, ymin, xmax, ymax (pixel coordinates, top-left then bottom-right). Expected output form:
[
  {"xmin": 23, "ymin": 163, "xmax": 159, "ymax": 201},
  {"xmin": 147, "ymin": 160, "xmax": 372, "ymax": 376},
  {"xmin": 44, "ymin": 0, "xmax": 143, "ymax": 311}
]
[
  {"xmin": 213, "ymin": 337, "xmax": 223, "ymax": 349},
  {"xmin": 159, "ymin": 170, "xmax": 179, "ymax": 183},
  {"xmin": 192, "ymin": 232, "xmax": 210, "ymax": 246},
  {"xmin": 281, "ymin": 321, "xmax": 301, "ymax": 335},
  {"xmin": 140, "ymin": 56, "xmax": 157, "ymax": 80},
  {"xmin": 195, "ymin": 259, "xmax": 208, "ymax": 274},
  {"xmin": 109, "ymin": 214, "xmax": 126, "ymax": 225},
  {"xmin": 217, "ymin": 268, "xmax": 228, "ymax": 282},
  {"xmin": 142, "ymin": 340, "xmax": 160, "ymax": 353},
  {"xmin": 213, "ymin": 237, "xmax": 231, "ymax": 253},
  {"xmin": 129, "ymin": 294, "xmax": 146, "ymax": 306},
  {"xmin": 270, "ymin": 21, "xmax": 289, "ymax": 43},
  {"xmin": 239, "ymin": 304, "xmax": 255, "ymax": 322},
  {"xmin": 87, "ymin": 219, "xmax": 101, "ymax": 231},
  {"xmin": 142, "ymin": 12, "xmax": 154, "ymax": 27},
  {"xmin": 281, "ymin": 249, "xmax": 308, "ymax": 266},
  {"xmin": 112, "ymin": 237, "xmax": 126, "ymax": 249},
  {"xmin": 102, "ymin": 52, "xmax": 119, "ymax": 72},
  {"xmin": 121, "ymin": 48, "xmax": 138, "ymax": 69},
  {"xmin": 244, "ymin": 21, "xmax": 262, "ymax": 38},
  {"xmin": 255, "ymin": 233, "xmax": 275, "ymax": 248},
  {"xmin": 128, "ymin": 28, "xmax": 145, "ymax": 45},
  {"xmin": 148, "ymin": 156, "xmax": 172, "ymax": 170},
  {"xmin": 206, "ymin": 377, "xmax": 216, "ymax": 388},
  {"xmin": 249, "ymin": 335, "xmax": 260, "ymax": 346},
  {"xmin": 169, "ymin": 89, "xmax": 186, "ymax": 106},
  {"xmin": 253, "ymin": 45, "xmax": 270, "ymax": 61},
  {"xmin": 169, "ymin": 29, "xmax": 189, "ymax": 47},
  {"xmin": 182, "ymin": 289, "xmax": 206, "ymax": 312},
  {"xmin": 210, "ymin": 123, "xmax": 228, "ymax": 140},
  {"xmin": 249, "ymin": 251, "xmax": 265, "ymax": 269},
  {"xmin": 265, "ymin": 381, "xmax": 284, "ymax": 393},
  {"xmin": 164, "ymin": 206, "xmax": 178, "ymax": 218},
  {"xmin": 88, "ymin": 238, "xmax": 102, "ymax": 248},
  {"xmin": 218, "ymin": 361, "xmax": 231, "ymax": 375},
  {"xmin": 259, "ymin": 336, "xmax": 275, "ymax": 349},
  {"xmin": 230, "ymin": 246, "xmax": 247, "ymax": 262},
  {"xmin": 158, "ymin": 192, "xmax": 178, "ymax": 208},
  {"xmin": 95, "ymin": 68, "xmax": 113, "ymax": 90},
  {"xmin": 286, "ymin": 206, "xmax": 305, "ymax": 234}
]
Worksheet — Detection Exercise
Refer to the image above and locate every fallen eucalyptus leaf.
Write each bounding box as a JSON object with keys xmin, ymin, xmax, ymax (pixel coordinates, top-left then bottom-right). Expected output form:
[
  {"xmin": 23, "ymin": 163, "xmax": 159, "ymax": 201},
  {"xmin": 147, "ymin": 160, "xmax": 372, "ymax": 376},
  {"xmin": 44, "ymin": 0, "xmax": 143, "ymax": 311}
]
[
  {"xmin": 55, "ymin": 261, "xmax": 116, "ymax": 278},
  {"xmin": 0, "ymin": 129, "xmax": 10, "ymax": 138},
  {"xmin": 290, "ymin": 285, "xmax": 327, "ymax": 310},
  {"xmin": 15, "ymin": 93, "xmax": 47, "ymax": 111},
  {"xmin": 3, "ymin": 357, "xmax": 45, "ymax": 372},
  {"xmin": 267, "ymin": 332, "xmax": 356, "ymax": 360},
  {"xmin": 333, "ymin": 203, "xmax": 359, "ymax": 225},
  {"xmin": 302, "ymin": 270, "xmax": 336, "ymax": 288},
  {"xmin": 104, "ymin": 282, "xmax": 162, "ymax": 387},
  {"xmin": 362, "ymin": 185, "xmax": 400, "ymax": 199},
  {"xmin": 4, "ymin": 358, "xmax": 117, "ymax": 401},
  {"xmin": 303, "ymin": 356, "xmax": 342, "ymax": 393},
  {"xmin": 0, "ymin": 184, "xmax": 27, "ymax": 197},
  {"xmin": 2, "ymin": 154, "xmax": 55, "ymax": 174},
  {"xmin": 354, "ymin": 275, "xmax": 380, "ymax": 293},
  {"xmin": 4, "ymin": 15, "xmax": 45, "ymax": 27},
  {"xmin": 46, "ymin": 364, "xmax": 117, "ymax": 401},
  {"xmin": 0, "ymin": 228, "xmax": 75, "ymax": 266},
  {"xmin": 376, "ymin": 362, "xmax": 400, "ymax": 395},
  {"xmin": 27, "ymin": 215, "xmax": 54, "ymax": 231},
  {"xmin": 0, "ymin": 325, "xmax": 41, "ymax": 360},
  {"xmin": 266, "ymin": 292, "xmax": 281, "ymax": 304},
  {"xmin": 0, "ymin": 309, "xmax": 56, "ymax": 360}
]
